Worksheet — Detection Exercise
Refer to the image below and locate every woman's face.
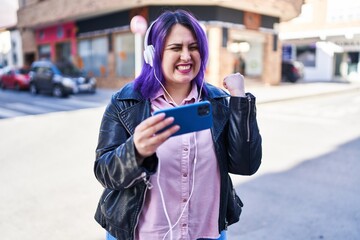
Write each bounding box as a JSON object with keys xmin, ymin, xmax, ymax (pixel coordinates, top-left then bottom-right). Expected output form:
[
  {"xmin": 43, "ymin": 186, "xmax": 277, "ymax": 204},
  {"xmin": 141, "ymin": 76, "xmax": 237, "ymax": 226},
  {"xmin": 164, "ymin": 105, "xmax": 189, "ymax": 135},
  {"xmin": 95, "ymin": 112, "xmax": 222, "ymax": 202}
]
[{"xmin": 161, "ymin": 24, "xmax": 201, "ymax": 86}]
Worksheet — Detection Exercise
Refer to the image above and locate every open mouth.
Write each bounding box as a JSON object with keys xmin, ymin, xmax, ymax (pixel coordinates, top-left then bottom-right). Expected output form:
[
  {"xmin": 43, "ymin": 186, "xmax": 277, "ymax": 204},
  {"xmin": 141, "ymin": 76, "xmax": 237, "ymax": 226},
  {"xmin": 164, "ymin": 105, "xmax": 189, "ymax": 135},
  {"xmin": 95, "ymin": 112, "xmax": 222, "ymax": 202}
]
[{"xmin": 176, "ymin": 64, "xmax": 192, "ymax": 72}]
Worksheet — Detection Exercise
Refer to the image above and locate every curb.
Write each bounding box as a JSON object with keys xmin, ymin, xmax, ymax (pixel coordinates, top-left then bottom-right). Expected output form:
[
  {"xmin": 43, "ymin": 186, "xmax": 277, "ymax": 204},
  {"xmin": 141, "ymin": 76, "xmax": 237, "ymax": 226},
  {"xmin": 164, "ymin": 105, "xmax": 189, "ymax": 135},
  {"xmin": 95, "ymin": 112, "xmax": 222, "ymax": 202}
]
[{"xmin": 252, "ymin": 82, "xmax": 360, "ymax": 104}]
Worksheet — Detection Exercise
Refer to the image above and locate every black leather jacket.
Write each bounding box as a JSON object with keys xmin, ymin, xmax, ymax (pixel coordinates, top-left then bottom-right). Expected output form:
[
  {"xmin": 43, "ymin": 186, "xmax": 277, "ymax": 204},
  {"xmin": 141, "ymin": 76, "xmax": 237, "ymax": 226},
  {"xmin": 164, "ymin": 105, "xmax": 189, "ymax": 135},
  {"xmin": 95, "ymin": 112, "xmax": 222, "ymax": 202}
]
[{"xmin": 94, "ymin": 82, "xmax": 262, "ymax": 240}]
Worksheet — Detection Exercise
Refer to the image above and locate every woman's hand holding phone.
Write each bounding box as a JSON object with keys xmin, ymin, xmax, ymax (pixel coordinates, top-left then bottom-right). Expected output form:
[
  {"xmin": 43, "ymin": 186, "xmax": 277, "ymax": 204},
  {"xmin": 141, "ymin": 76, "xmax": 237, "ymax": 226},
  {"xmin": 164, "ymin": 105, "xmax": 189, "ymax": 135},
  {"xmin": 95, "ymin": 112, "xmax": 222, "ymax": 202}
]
[{"xmin": 134, "ymin": 113, "xmax": 180, "ymax": 160}]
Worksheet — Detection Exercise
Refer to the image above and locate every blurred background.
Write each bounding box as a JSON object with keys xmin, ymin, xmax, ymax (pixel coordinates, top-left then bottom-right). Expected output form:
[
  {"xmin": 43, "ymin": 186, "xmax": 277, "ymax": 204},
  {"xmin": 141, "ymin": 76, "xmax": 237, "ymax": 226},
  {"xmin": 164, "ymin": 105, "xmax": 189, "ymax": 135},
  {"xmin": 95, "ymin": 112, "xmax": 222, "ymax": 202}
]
[{"xmin": 0, "ymin": 0, "xmax": 359, "ymax": 239}]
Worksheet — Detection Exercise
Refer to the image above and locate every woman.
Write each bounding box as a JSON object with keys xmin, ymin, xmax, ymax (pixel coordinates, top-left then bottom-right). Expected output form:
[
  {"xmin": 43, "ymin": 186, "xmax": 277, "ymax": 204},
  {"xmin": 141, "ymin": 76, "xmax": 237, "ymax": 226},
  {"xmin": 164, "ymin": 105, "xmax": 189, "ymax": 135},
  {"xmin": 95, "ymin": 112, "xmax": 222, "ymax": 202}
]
[{"xmin": 94, "ymin": 10, "xmax": 262, "ymax": 240}]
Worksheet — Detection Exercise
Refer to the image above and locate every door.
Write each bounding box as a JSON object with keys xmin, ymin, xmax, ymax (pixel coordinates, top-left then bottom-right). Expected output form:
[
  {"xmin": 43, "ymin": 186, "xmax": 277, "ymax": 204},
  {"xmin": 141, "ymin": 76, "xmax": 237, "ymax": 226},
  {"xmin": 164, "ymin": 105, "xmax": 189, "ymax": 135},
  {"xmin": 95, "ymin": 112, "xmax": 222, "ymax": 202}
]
[
  {"xmin": 36, "ymin": 66, "xmax": 54, "ymax": 93},
  {"xmin": 56, "ymin": 42, "xmax": 71, "ymax": 63}
]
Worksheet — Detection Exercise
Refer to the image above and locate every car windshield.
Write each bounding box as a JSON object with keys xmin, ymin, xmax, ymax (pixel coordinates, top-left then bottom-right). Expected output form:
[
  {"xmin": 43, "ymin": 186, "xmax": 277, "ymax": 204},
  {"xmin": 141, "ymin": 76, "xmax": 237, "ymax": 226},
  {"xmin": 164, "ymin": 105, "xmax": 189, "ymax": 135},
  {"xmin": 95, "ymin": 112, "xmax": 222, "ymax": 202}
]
[
  {"xmin": 17, "ymin": 68, "xmax": 30, "ymax": 74},
  {"xmin": 56, "ymin": 61, "xmax": 82, "ymax": 77}
]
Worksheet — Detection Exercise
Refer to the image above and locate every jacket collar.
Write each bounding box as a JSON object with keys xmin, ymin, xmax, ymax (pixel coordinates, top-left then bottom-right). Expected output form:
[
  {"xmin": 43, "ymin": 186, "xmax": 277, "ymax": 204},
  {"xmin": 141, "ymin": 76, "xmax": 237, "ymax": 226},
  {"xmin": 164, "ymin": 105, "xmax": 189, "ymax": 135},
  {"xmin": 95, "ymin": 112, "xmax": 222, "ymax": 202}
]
[{"xmin": 115, "ymin": 82, "xmax": 143, "ymax": 101}]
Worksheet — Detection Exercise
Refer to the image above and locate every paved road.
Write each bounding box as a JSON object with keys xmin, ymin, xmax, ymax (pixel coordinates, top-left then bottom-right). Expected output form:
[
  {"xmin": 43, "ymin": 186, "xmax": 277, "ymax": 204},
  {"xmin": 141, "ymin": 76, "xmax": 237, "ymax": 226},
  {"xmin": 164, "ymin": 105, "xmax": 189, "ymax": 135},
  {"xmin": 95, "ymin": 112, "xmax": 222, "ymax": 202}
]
[
  {"xmin": 228, "ymin": 90, "xmax": 360, "ymax": 240},
  {"xmin": 0, "ymin": 88, "xmax": 114, "ymax": 119}
]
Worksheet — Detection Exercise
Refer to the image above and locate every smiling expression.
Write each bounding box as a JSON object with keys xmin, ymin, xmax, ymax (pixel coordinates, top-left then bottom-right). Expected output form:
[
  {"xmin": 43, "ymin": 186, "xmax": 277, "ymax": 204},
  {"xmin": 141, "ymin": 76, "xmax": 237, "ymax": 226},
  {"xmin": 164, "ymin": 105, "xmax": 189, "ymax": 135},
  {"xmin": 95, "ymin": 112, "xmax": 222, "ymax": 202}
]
[{"xmin": 161, "ymin": 24, "xmax": 201, "ymax": 88}]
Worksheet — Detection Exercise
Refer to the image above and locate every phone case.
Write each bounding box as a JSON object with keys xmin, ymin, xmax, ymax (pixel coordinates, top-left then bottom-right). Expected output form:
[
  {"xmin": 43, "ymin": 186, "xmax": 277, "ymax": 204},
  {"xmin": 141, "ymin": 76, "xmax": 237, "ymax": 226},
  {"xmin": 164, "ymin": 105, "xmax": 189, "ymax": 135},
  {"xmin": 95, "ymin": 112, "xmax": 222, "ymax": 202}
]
[{"xmin": 154, "ymin": 101, "xmax": 213, "ymax": 137}]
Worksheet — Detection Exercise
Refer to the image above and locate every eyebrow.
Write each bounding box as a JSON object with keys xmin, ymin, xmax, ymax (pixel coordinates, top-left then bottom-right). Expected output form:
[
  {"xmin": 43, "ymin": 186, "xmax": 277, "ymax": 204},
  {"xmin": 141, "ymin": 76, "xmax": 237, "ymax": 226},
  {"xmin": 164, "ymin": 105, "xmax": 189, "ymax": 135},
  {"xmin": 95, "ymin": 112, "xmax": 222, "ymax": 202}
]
[{"xmin": 166, "ymin": 42, "xmax": 198, "ymax": 48}]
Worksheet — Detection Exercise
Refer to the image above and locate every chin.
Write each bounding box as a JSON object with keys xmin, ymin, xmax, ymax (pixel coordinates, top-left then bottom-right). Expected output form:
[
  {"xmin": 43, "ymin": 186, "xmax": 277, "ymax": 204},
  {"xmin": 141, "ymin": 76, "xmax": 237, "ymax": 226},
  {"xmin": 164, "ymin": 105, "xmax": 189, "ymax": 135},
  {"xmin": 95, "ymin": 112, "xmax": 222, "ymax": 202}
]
[{"xmin": 177, "ymin": 77, "xmax": 195, "ymax": 84}]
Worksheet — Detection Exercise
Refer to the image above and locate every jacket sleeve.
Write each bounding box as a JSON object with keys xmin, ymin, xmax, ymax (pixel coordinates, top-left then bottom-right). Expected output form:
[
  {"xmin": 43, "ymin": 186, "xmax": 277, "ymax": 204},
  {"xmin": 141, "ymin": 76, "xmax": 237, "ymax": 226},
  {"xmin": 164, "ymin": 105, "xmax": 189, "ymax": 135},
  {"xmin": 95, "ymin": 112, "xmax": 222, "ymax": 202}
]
[
  {"xmin": 94, "ymin": 97, "xmax": 158, "ymax": 190},
  {"xmin": 227, "ymin": 93, "xmax": 262, "ymax": 175}
]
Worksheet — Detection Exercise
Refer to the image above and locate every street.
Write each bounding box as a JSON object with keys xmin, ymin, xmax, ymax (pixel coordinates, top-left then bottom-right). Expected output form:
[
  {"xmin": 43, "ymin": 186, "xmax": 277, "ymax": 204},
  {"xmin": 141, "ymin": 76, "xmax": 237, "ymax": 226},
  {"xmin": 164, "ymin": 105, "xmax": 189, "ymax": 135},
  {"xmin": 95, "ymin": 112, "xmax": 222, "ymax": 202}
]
[
  {"xmin": 228, "ymin": 90, "xmax": 360, "ymax": 239},
  {"xmin": 0, "ymin": 88, "xmax": 114, "ymax": 119},
  {"xmin": 0, "ymin": 88, "xmax": 359, "ymax": 240}
]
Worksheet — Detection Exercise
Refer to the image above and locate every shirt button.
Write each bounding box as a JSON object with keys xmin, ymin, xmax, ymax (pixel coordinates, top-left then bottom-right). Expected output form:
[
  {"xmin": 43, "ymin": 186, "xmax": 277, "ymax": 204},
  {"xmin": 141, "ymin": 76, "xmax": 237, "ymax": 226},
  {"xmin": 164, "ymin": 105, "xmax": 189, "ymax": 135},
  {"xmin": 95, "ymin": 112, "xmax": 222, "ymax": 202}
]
[
  {"xmin": 182, "ymin": 223, "xmax": 187, "ymax": 227},
  {"xmin": 183, "ymin": 198, "xmax": 187, "ymax": 202},
  {"xmin": 184, "ymin": 148, "xmax": 188, "ymax": 151},
  {"xmin": 183, "ymin": 173, "xmax": 187, "ymax": 177}
]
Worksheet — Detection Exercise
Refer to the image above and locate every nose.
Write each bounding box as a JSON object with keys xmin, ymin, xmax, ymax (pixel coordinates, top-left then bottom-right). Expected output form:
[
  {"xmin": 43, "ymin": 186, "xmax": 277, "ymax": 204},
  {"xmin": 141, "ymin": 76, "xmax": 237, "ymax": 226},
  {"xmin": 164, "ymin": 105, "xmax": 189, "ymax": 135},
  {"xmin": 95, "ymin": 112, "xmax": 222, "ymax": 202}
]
[{"xmin": 180, "ymin": 48, "xmax": 191, "ymax": 62}]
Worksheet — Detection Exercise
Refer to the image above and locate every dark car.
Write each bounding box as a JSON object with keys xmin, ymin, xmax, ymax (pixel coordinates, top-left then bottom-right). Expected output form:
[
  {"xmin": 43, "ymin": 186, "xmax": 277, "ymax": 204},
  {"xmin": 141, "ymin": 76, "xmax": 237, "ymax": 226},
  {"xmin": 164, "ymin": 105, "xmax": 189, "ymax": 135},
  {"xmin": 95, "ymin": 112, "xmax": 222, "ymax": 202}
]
[
  {"xmin": 0, "ymin": 67, "xmax": 30, "ymax": 90},
  {"xmin": 29, "ymin": 60, "xmax": 96, "ymax": 97},
  {"xmin": 0, "ymin": 64, "xmax": 6, "ymax": 75},
  {"xmin": 281, "ymin": 60, "xmax": 304, "ymax": 83}
]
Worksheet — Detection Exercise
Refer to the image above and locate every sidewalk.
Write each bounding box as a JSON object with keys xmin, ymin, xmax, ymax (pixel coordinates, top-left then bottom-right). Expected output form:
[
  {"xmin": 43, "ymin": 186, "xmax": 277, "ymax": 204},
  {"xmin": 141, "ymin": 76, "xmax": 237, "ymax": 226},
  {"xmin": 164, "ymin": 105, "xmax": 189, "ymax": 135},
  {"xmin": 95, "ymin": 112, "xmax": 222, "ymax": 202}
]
[
  {"xmin": 97, "ymin": 78, "xmax": 360, "ymax": 105},
  {"xmin": 246, "ymin": 80, "xmax": 360, "ymax": 104}
]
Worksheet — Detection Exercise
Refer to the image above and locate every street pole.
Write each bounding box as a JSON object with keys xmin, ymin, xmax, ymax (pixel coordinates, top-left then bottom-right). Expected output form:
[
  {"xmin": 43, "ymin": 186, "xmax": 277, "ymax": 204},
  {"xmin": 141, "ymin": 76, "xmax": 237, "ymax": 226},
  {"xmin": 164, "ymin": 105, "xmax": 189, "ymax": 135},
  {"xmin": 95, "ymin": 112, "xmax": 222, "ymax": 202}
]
[
  {"xmin": 130, "ymin": 15, "xmax": 148, "ymax": 77},
  {"xmin": 134, "ymin": 33, "xmax": 142, "ymax": 77}
]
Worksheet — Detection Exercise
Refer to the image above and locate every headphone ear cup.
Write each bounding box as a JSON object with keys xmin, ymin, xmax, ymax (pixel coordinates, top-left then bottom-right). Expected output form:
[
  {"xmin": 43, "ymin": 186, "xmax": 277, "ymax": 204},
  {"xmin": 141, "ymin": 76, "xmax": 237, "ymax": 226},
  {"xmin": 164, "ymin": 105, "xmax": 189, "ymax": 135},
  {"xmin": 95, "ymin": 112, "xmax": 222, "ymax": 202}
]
[{"xmin": 144, "ymin": 45, "xmax": 155, "ymax": 67}]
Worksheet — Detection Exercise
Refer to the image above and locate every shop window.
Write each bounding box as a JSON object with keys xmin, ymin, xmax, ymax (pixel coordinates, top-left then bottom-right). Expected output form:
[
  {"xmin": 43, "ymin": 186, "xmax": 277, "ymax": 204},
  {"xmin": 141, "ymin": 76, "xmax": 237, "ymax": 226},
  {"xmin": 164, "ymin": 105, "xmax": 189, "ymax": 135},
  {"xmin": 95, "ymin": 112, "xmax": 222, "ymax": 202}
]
[
  {"xmin": 114, "ymin": 33, "xmax": 135, "ymax": 78},
  {"xmin": 282, "ymin": 45, "xmax": 293, "ymax": 61},
  {"xmin": 38, "ymin": 44, "xmax": 51, "ymax": 60},
  {"xmin": 78, "ymin": 37, "xmax": 108, "ymax": 77},
  {"xmin": 56, "ymin": 42, "xmax": 71, "ymax": 62},
  {"xmin": 348, "ymin": 52, "xmax": 359, "ymax": 74},
  {"xmin": 296, "ymin": 45, "xmax": 316, "ymax": 67}
]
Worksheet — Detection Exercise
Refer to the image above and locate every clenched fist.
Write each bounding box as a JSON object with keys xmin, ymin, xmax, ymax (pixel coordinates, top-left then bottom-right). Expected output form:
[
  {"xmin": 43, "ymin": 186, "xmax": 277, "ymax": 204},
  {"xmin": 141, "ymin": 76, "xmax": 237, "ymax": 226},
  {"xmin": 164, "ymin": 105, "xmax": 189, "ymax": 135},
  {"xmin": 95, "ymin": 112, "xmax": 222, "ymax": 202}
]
[{"xmin": 223, "ymin": 72, "xmax": 246, "ymax": 97}]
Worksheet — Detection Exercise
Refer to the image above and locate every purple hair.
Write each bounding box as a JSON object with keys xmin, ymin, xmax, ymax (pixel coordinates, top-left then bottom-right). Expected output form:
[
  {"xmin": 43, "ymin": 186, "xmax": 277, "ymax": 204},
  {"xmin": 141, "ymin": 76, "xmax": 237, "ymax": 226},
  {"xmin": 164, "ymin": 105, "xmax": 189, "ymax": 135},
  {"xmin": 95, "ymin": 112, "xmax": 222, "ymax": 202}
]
[{"xmin": 133, "ymin": 10, "xmax": 209, "ymax": 99}]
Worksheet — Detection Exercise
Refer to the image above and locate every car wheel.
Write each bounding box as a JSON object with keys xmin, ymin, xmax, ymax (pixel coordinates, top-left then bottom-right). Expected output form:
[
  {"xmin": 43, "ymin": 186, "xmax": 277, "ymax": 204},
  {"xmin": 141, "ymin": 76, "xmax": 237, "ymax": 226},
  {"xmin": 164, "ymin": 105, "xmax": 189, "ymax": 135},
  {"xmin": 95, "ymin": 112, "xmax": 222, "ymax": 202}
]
[
  {"xmin": 30, "ymin": 83, "xmax": 38, "ymax": 95},
  {"xmin": 14, "ymin": 83, "xmax": 20, "ymax": 91},
  {"xmin": 90, "ymin": 87, "xmax": 96, "ymax": 94},
  {"xmin": 53, "ymin": 85, "xmax": 67, "ymax": 98}
]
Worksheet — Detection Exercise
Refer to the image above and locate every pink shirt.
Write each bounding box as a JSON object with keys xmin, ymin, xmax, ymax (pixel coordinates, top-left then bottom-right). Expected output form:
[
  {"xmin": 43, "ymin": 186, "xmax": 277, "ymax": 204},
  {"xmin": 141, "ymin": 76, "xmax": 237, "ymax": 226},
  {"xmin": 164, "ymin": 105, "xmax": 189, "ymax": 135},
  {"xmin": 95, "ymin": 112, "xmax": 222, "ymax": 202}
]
[{"xmin": 136, "ymin": 83, "xmax": 221, "ymax": 240}]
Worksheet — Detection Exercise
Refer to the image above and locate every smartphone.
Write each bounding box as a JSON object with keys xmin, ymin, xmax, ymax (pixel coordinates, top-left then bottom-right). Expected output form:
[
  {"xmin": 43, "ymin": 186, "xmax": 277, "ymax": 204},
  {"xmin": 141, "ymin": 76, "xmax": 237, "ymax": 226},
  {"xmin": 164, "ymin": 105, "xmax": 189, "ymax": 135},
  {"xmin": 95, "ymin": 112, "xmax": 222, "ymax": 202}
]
[{"xmin": 154, "ymin": 101, "xmax": 213, "ymax": 137}]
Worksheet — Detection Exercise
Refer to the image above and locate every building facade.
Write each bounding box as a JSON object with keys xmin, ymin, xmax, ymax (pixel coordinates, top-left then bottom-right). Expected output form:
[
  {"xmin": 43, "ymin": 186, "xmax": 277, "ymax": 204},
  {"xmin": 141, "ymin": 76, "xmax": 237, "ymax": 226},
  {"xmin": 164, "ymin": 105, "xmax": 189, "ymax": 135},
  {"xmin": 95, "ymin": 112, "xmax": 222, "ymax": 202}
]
[
  {"xmin": 279, "ymin": 0, "xmax": 360, "ymax": 82},
  {"xmin": 17, "ymin": 0, "xmax": 303, "ymax": 88},
  {"xmin": 0, "ymin": 28, "xmax": 24, "ymax": 69}
]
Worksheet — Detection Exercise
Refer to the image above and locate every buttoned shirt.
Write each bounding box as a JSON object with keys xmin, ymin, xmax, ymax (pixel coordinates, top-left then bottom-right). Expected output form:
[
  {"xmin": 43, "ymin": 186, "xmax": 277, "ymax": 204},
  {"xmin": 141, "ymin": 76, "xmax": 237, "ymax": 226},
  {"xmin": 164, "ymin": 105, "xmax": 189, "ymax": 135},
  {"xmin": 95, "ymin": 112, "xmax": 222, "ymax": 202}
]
[{"xmin": 136, "ymin": 83, "xmax": 221, "ymax": 240}]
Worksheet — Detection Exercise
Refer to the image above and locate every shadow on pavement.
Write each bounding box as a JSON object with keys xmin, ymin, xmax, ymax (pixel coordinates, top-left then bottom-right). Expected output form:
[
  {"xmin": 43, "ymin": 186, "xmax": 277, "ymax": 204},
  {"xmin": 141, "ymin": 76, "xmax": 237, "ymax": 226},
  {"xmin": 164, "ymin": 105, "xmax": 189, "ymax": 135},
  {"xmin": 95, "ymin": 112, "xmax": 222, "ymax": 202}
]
[{"xmin": 228, "ymin": 137, "xmax": 360, "ymax": 240}]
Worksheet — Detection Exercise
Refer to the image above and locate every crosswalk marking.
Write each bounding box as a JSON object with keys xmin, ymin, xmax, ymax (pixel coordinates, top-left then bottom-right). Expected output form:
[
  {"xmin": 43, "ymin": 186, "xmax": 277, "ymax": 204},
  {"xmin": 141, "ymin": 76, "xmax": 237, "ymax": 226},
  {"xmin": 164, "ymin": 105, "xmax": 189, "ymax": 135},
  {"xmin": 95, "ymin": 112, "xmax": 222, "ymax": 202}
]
[
  {"xmin": 6, "ymin": 103, "xmax": 50, "ymax": 114},
  {"xmin": 31, "ymin": 100, "xmax": 75, "ymax": 111},
  {"xmin": 0, "ymin": 89, "xmax": 114, "ymax": 119},
  {"xmin": 59, "ymin": 99, "xmax": 101, "ymax": 108},
  {"xmin": 0, "ymin": 99, "xmax": 105, "ymax": 119},
  {"xmin": 0, "ymin": 106, "xmax": 27, "ymax": 118}
]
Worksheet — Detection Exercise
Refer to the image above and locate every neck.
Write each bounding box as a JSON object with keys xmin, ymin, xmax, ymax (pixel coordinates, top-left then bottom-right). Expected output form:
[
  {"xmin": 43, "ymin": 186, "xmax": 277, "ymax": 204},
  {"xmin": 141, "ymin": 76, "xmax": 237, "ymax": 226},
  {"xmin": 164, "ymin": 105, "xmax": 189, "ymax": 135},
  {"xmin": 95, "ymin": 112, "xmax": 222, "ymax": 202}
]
[{"xmin": 165, "ymin": 82, "xmax": 192, "ymax": 105}]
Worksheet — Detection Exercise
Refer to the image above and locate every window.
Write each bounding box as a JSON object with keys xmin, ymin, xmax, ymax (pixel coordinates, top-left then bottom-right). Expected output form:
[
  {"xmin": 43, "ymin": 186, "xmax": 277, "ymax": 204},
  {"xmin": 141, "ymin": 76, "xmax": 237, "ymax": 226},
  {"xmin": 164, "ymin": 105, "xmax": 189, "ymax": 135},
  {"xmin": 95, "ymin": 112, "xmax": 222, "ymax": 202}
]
[
  {"xmin": 38, "ymin": 44, "xmax": 51, "ymax": 60},
  {"xmin": 78, "ymin": 37, "xmax": 108, "ymax": 77},
  {"xmin": 296, "ymin": 45, "xmax": 316, "ymax": 67},
  {"xmin": 114, "ymin": 33, "xmax": 135, "ymax": 77}
]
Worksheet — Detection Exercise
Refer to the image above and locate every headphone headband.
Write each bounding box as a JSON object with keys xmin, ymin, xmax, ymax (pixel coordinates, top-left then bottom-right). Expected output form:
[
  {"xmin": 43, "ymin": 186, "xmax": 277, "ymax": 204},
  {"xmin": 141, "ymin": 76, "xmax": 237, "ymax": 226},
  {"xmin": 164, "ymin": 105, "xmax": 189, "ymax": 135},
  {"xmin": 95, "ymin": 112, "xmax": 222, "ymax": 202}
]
[{"xmin": 144, "ymin": 20, "xmax": 157, "ymax": 50}]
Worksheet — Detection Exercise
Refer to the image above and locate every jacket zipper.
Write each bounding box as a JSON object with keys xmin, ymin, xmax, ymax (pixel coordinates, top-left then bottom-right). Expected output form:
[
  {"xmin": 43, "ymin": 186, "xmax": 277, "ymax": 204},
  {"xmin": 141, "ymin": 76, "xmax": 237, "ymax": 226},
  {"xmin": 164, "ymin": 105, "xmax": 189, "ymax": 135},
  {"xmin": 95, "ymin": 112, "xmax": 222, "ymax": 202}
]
[
  {"xmin": 143, "ymin": 175, "xmax": 153, "ymax": 189},
  {"xmin": 133, "ymin": 178, "xmax": 152, "ymax": 239},
  {"xmin": 103, "ymin": 176, "xmax": 152, "ymax": 240},
  {"xmin": 124, "ymin": 172, "xmax": 147, "ymax": 189},
  {"xmin": 246, "ymin": 95, "xmax": 251, "ymax": 142},
  {"xmin": 102, "ymin": 172, "xmax": 151, "ymax": 202}
]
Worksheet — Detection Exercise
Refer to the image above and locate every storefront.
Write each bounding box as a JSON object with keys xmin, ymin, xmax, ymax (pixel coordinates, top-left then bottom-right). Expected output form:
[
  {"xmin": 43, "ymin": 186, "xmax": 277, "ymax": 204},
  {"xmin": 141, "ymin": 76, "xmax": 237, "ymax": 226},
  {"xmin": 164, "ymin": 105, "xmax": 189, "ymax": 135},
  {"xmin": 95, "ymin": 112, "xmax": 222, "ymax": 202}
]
[
  {"xmin": 76, "ymin": 10, "xmax": 136, "ymax": 86},
  {"xmin": 332, "ymin": 37, "xmax": 360, "ymax": 81},
  {"xmin": 17, "ymin": 0, "xmax": 303, "ymax": 88},
  {"xmin": 282, "ymin": 36, "xmax": 360, "ymax": 82},
  {"xmin": 35, "ymin": 22, "xmax": 77, "ymax": 63},
  {"xmin": 73, "ymin": 6, "xmax": 280, "ymax": 88}
]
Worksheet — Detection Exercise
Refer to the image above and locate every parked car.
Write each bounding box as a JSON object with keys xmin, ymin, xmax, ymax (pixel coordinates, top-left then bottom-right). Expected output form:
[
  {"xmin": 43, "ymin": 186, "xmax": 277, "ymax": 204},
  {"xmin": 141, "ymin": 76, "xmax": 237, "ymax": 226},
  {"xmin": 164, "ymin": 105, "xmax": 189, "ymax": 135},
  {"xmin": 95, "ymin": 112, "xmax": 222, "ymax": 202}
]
[
  {"xmin": 281, "ymin": 60, "xmax": 304, "ymax": 83},
  {"xmin": 0, "ymin": 67, "xmax": 31, "ymax": 90},
  {"xmin": 29, "ymin": 60, "xmax": 96, "ymax": 97},
  {"xmin": 0, "ymin": 64, "xmax": 5, "ymax": 75}
]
